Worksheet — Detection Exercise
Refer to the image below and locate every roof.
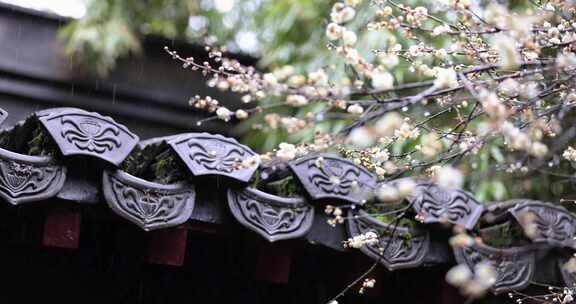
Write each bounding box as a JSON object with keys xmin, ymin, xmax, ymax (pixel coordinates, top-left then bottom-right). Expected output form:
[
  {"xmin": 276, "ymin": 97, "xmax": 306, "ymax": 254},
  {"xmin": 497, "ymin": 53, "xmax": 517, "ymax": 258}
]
[{"xmin": 0, "ymin": 106, "xmax": 573, "ymax": 295}]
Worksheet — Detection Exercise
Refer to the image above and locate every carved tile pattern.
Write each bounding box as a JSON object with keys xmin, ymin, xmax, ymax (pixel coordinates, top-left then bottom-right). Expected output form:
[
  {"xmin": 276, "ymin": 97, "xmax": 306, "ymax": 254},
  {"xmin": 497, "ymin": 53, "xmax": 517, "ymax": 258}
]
[
  {"xmin": 0, "ymin": 149, "xmax": 66, "ymax": 205},
  {"xmin": 510, "ymin": 201, "xmax": 576, "ymax": 248},
  {"xmin": 169, "ymin": 133, "xmax": 260, "ymax": 183},
  {"xmin": 0, "ymin": 107, "xmax": 6, "ymax": 126},
  {"xmin": 453, "ymin": 244, "xmax": 535, "ymax": 294},
  {"xmin": 347, "ymin": 210, "xmax": 429, "ymax": 270},
  {"xmin": 103, "ymin": 171, "xmax": 195, "ymax": 231},
  {"xmin": 39, "ymin": 109, "xmax": 139, "ymax": 166},
  {"xmin": 227, "ymin": 187, "xmax": 314, "ymax": 242},
  {"xmin": 408, "ymin": 183, "xmax": 483, "ymax": 229},
  {"xmin": 558, "ymin": 254, "xmax": 576, "ymax": 288},
  {"xmin": 61, "ymin": 116, "xmax": 121, "ymax": 153},
  {"xmin": 289, "ymin": 154, "xmax": 376, "ymax": 204}
]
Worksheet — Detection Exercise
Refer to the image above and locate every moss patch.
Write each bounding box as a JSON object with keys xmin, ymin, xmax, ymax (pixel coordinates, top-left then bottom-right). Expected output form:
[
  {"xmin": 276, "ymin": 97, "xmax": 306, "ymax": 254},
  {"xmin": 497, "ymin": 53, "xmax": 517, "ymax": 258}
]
[
  {"xmin": 260, "ymin": 175, "xmax": 305, "ymax": 197},
  {"xmin": 0, "ymin": 117, "xmax": 58, "ymax": 157},
  {"xmin": 26, "ymin": 125, "xmax": 58, "ymax": 156},
  {"xmin": 122, "ymin": 144, "xmax": 187, "ymax": 184},
  {"xmin": 480, "ymin": 221, "xmax": 528, "ymax": 248},
  {"xmin": 364, "ymin": 201, "xmax": 416, "ymax": 228}
]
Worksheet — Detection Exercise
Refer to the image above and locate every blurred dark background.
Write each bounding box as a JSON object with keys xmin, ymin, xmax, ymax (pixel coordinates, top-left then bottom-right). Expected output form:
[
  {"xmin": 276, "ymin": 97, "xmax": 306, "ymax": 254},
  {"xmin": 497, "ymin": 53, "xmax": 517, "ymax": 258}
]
[{"xmin": 0, "ymin": 2, "xmax": 254, "ymax": 138}]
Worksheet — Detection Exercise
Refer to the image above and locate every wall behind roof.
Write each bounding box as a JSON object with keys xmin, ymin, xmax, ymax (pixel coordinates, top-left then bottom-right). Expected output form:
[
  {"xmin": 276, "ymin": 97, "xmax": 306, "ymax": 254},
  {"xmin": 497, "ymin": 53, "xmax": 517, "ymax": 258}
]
[{"xmin": 0, "ymin": 3, "xmax": 255, "ymax": 139}]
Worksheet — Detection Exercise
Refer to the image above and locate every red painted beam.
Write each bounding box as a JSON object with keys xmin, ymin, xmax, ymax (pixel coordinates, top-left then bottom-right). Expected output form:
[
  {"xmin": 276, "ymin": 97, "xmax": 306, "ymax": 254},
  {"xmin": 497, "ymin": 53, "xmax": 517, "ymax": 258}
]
[
  {"xmin": 42, "ymin": 207, "xmax": 81, "ymax": 249},
  {"xmin": 146, "ymin": 226, "xmax": 188, "ymax": 266},
  {"xmin": 255, "ymin": 245, "xmax": 292, "ymax": 284}
]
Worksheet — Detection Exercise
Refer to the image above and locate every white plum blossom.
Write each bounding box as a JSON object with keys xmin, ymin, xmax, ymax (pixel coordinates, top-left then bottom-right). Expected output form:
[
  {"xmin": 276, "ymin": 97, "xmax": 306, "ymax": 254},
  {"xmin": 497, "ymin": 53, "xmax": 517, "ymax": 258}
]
[
  {"xmin": 473, "ymin": 263, "xmax": 497, "ymax": 289},
  {"xmin": 510, "ymin": 132, "xmax": 531, "ymax": 151},
  {"xmin": 371, "ymin": 70, "xmax": 394, "ymax": 90},
  {"xmin": 479, "ymin": 90, "xmax": 507, "ymax": 121},
  {"xmin": 530, "ymin": 142, "xmax": 548, "ymax": 158},
  {"xmin": 434, "ymin": 48, "xmax": 448, "ymax": 60},
  {"xmin": 564, "ymin": 257, "xmax": 576, "ymax": 275},
  {"xmin": 374, "ymin": 112, "xmax": 403, "ymax": 137},
  {"xmin": 449, "ymin": 233, "xmax": 474, "ymax": 248},
  {"xmin": 347, "ymin": 127, "xmax": 374, "ymax": 148},
  {"xmin": 375, "ymin": 184, "xmax": 400, "ymax": 202},
  {"xmin": 435, "ymin": 166, "xmax": 464, "ymax": 189},
  {"xmin": 326, "ymin": 23, "xmax": 343, "ymax": 40},
  {"xmin": 557, "ymin": 53, "xmax": 576, "ymax": 70},
  {"xmin": 286, "ymin": 94, "xmax": 309, "ymax": 106},
  {"xmin": 341, "ymin": 6, "xmax": 356, "ymax": 22},
  {"xmin": 563, "ymin": 146, "xmax": 576, "ymax": 162},
  {"xmin": 241, "ymin": 95, "xmax": 252, "ymax": 103},
  {"xmin": 374, "ymin": 149, "xmax": 390, "ymax": 162},
  {"xmin": 235, "ymin": 109, "xmax": 249, "ymax": 119},
  {"xmin": 241, "ymin": 154, "xmax": 260, "ymax": 168},
  {"xmin": 380, "ymin": 6, "xmax": 393, "ymax": 16},
  {"xmin": 276, "ymin": 142, "xmax": 297, "ymax": 161},
  {"xmin": 346, "ymin": 231, "xmax": 379, "ymax": 248},
  {"xmin": 374, "ymin": 166, "xmax": 386, "ymax": 176},
  {"xmin": 432, "ymin": 24, "xmax": 451, "ymax": 36},
  {"xmin": 342, "ymin": 29, "xmax": 357, "ymax": 46},
  {"xmin": 377, "ymin": 53, "xmax": 400, "ymax": 69},
  {"xmin": 362, "ymin": 278, "xmax": 375, "ymax": 288},
  {"xmin": 446, "ymin": 262, "xmax": 496, "ymax": 297},
  {"xmin": 396, "ymin": 178, "xmax": 416, "ymax": 197},
  {"xmin": 394, "ymin": 122, "xmax": 420, "ymax": 140},
  {"xmin": 347, "ymin": 104, "xmax": 364, "ymax": 115},
  {"xmin": 434, "ymin": 68, "xmax": 459, "ymax": 89},
  {"xmin": 519, "ymin": 82, "xmax": 539, "ymax": 99},
  {"xmin": 408, "ymin": 45, "xmax": 424, "ymax": 57},
  {"xmin": 383, "ymin": 161, "xmax": 398, "ymax": 174},
  {"xmin": 331, "ymin": 4, "xmax": 356, "ymax": 24},
  {"xmin": 288, "ymin": 75, "xmax": 306, "ymax": 86},
  {"xmin": 446, "ymin": 264, "xmax": 473, "ymax": 287},
  {"xmin": 273, "ymin": 65, "xmax": 295, "ymax": 80},
  {"xmin": 418, "ymin": 132, "xmax": 443, "ymax": 159},
  {"xmin": 498, "ymin": 78, "xmax": 519, "ymax": 97},
  {"xmin": 408, "ymin": 6, "xmax": 428, "ymax": 24},
  {"xmin": 262, "ymin": 73, "xmax": 278, "ymax": 86},
  {"xmin": 216, "ymin": 107, "xmax": 232, "ymax": 121},
  {"xmin": 484, "ymin": 3, "xmax": 508, "ymax": 27},
  {"xmin": 308, "ymin": 69, "xmax": 328, "ymax": 86},
  {"xmin": 493, "ymin": 34, "xmax": 521, "ymax": 69}
]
